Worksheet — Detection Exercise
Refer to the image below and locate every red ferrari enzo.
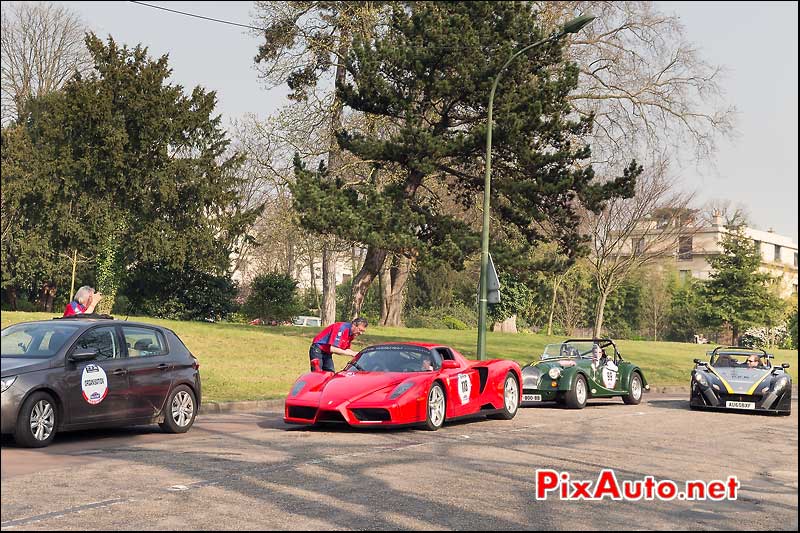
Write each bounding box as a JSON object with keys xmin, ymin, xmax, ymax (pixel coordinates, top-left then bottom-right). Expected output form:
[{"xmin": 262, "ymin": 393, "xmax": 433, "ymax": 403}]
[{"xmin": 284, "ymin": 342, "xmax": 521, "ymax": 430}]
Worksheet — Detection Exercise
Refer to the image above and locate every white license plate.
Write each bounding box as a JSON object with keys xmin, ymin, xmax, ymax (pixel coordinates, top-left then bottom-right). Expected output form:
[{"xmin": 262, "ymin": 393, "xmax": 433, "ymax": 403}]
[
  {"xmin": 726, "ymin": 401, "xmax": 755, "ymax": 410},
  {"xmin": 523, "ymin": 394, "xmax": 542, "ymax": 402}
]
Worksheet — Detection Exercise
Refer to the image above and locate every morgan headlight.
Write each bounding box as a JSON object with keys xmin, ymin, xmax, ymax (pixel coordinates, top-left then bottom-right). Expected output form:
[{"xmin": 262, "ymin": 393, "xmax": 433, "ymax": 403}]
[
  {"xmin": 548, "ymin": 367, "xmax": 562, "ymax": 380},
  {"xmin": 1, "ymin": 376, "xmax": 16, "ymax": 393},
  {"xmin": 694, "ymin": 372, "xmax": 708, "ymax": 386}
]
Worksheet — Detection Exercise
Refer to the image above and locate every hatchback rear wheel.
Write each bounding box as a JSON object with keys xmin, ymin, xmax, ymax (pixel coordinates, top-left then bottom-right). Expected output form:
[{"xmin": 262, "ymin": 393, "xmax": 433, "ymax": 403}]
[{"xmin": 159, "ymin": 385, "xmax": 197, "ymax": 433}]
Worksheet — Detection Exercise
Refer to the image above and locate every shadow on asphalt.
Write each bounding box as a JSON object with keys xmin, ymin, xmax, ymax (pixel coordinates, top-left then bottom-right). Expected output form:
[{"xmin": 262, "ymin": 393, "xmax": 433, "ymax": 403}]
[
  {"xmin": 0, "ymin": 425, "xmax": 163, "ymax": 449},
  {"xmin": 645, "ymin": 399, "xmax": 689, "ymax": 410}
]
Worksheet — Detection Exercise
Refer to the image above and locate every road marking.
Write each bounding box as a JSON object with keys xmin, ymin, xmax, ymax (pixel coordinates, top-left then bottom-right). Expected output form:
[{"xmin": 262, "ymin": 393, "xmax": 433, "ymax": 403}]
[{"xmin": 1, "ymin": 498, "xmax": 130, "ymax": 529}]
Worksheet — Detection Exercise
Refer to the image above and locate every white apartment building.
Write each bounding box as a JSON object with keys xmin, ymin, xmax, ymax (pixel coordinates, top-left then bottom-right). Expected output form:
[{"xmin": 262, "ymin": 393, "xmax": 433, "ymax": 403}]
[{"xmin": 623, "ymin": 212, "xmax": 798, "ymax": 298}]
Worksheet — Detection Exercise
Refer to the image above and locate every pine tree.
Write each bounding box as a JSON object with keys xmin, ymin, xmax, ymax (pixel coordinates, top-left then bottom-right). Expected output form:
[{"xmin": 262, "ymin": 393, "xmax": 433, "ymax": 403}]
[{"xmin": 700, "ymin": 228, "xmax": 786, "ymax": 343}]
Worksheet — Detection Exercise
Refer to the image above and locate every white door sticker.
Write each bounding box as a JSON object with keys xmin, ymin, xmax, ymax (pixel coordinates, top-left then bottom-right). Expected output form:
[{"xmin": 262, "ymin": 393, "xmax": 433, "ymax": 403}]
[
  {"xmin": 81, "ymin": 364, "xmax": 108, "ymax": 405},
  {"xmin": 458, "ymin": 373, "xmax": 471, "ymax": 405},
  {"xmin": 601, "ymin": 363, "xmax": 618, "ymax": 389}
]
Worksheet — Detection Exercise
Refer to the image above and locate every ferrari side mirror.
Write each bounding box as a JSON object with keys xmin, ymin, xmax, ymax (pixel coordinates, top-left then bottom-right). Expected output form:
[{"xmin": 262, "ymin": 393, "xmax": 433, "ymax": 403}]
[{"xmin": 441, "ymin": 360, "xmax": 459, "ymax": 370}]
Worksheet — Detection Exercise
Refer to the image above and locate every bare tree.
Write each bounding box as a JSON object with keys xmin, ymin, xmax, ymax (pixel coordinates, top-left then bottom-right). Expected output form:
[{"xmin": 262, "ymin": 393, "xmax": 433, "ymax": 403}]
[
  {"xmin": 583, "ymin": 158, "xmax": 697, "ymax": 337},
  {"xmin": 1, "ymin": 1, "xmax": 92, "ymax": 124},
  {"xmin": 639, "ymin": 265, "xmax": 672, "ymax": 341},
  {"xmin": 252, "ymin": 1, "xmax": 384, "ymax": 325},
  {"xmin": 537, "ymin": 1, "xmax": 736, "ymax": 171}
]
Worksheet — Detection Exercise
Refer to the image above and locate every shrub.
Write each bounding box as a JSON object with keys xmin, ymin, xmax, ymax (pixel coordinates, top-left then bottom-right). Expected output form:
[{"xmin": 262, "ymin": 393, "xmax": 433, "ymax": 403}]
[
  {"xmin": 442, "ymin": 316, "xmax": 468, "ymax": 330},
  {"xmin": 243, "ymin": 273, "xmax": 302, "ymax": 322}
]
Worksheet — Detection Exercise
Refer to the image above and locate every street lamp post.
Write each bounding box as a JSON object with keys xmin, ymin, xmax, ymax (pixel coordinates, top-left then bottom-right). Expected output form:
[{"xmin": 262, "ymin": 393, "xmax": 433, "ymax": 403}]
[{"xmin": 477, "ymin": 14, "xmax": 595, "ymax": 360}]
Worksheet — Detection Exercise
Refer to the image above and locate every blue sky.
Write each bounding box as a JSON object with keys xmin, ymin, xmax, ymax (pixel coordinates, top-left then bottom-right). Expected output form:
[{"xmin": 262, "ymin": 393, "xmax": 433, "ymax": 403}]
[{"xmin": 58, "ymin": 1, "xmax": 798, "ymax": 242}]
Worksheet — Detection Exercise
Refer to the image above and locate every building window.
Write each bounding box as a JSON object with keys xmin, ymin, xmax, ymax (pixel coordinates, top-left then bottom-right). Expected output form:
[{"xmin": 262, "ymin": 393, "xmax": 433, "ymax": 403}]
[
  {"xmin": 679, "ymin": 270, "xmax": 691, "ymax": 283},
  {"xmin": 794, "ymin": 252, "xmax": 798, "ymax": 268},
  {"xmin": 678, "ymin": 236, "xmax": 693, "ymax": 260},
  {"xmin": 752, "ymin": 240, "xmax": 761, "ymax": 258},
  {"xmin": 341, "ymin": 273, "xmax": 352, "ymax": 284},
  {"xmin": 774, "ymin": 244, "xmax": 781, "ymax": 263},
  {"xmin": 632, "ymin": 237, "xmax": 645, "ymax": 255}
]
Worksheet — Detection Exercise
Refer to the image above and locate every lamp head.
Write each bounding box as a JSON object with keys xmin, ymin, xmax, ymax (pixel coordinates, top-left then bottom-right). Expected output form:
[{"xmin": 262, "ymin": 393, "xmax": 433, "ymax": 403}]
[{"xmin": 562, "ymin": 14, "xmax": 596, "ymax": 35}]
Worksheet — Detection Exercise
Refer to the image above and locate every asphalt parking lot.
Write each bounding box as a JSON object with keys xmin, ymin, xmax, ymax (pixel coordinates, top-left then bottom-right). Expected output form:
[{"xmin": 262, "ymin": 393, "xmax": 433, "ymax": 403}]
[{"xmin": 1, "ymin": 395, "xmax": 797, "ymax": 531}]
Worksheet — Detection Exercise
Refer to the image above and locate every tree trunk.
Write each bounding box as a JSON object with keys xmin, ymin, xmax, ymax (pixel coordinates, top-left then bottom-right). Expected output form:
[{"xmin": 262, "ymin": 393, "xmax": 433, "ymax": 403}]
[
  {"xmin": 286, "ymin": 242, "xmax": 295, "ymax": 278},
  {"xmin": 38, "ymin": 282, "xmax": 56, "ymax": 312},
  {"xmin": 8, "ymin": 287, "xmax": 18, "ymax": 311},
  {"xmin": 547, "ymin": 274, "xmax": 562, "ymax": 336},
  {"xmin": 492, "ymin": 314, "xmax": 518, "ymax": 333},
  {"xmin": 350, "ymin": 246, "xmax": 387, "ymax": 318},
  {"xmin": 593, "ymin": 289, "xmax": 610, "ymax": 338},
  {"xmin": 379, "ymin": 260, "xmax": 391, "ymax": 322},
  {"xmin": 381, "ymin": 255, "xmax": 412, "ymax": 327},
  {"xmin": 319, "ymin": 28, "xmax": 351, "ymax": 327},
  {"xmin": 321, "ymin": 246, "xmax": 337, "ymax": 325}
]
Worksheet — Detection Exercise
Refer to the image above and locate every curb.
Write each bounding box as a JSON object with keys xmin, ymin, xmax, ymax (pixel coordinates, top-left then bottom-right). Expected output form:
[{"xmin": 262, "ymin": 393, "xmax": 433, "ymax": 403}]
[{"xmin": 199, "ymin": 399, "xmax": 284, "ymax": 415}]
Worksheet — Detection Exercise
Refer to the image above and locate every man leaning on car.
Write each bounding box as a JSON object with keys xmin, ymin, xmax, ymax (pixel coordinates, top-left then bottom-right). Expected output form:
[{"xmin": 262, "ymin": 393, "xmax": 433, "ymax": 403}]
[{"xmin": 308, "ymin": 318, "xmax": 368, "ymax": 372}]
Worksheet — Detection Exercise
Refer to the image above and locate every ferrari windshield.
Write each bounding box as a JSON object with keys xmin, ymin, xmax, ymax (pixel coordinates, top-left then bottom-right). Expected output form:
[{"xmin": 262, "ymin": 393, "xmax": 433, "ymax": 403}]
[
  {"xmin": 541, "ymin": 341, "xmax": 600, "ymax": 360},
  {"xmin": 711, "ymin": 350, "xmax": 770, "ymax": 369},
  {"xmin": 347, "ymin": 345, "xmax": 441, "ymax": 372},
  {"xmin": 1, "ymin": 323, "xmax": 80, "ymax": 358}
]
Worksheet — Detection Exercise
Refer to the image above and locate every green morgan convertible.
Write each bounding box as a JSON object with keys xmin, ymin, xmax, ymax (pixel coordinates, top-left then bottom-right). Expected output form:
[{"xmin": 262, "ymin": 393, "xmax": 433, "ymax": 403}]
[{"xmin": 520, "ymin": 339, "xmax": 649, "ymax": 409}]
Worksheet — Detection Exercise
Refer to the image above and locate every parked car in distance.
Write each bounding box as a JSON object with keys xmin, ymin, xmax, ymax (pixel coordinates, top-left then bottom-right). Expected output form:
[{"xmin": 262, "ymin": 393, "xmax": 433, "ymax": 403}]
[
  {"xmin": 292, "ymin": 316, "xmax": 322, "ymax": 327},
  {"xmin": 520, "ymin": 338, "xmax": 649, "ymax": 409},
  {"xmin": 1, "ymin": 316, "xmax": 202, "ymax": 447},
  {"xmin": 690, "ymin": 346, "xmax": 792, "ymax": 415}
]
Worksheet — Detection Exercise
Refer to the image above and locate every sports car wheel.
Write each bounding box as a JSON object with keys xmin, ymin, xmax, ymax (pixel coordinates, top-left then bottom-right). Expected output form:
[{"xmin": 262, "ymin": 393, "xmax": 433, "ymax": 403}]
[
  {"xmin": 565, "ymin": 374, "xmax": 588, "ymax": 409},
  {"xmin": 15, "ymin": 391, "xmax": 58, "ymax": 448},
  {"xmin": 423, "ymin": 382, "xmax": 446, "ymax": 431},
  {"xmin": 159, "ymin": 385, "xmax": 197, "ymax": 433},
  {"xmin": 622, "ymin": 372, "xmax": 643, "ymax": 405},
  {"xmin": 489, "ymin": 372, "xmax": 519, "ymax": 420}
]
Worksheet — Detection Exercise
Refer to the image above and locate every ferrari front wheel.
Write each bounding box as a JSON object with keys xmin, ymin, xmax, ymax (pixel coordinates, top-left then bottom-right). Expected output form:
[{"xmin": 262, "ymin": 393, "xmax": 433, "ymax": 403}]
[{"xmin": 423, "ymin": 382, "xmax": 446, "ymax": 431}]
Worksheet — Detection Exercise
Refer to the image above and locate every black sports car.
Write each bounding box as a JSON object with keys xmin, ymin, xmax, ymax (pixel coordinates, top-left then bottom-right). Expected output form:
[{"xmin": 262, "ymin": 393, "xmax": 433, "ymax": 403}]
[{"xmin": 690, "ymin": 346, "xmax": 792, "ymax": 415}]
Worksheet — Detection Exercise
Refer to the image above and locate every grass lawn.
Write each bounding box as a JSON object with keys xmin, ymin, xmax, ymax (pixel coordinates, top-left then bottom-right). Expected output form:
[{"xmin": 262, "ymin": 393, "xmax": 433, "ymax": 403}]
[{"xmin": 2, "ymin": 311, "xmax": 797, "ymax": 402}]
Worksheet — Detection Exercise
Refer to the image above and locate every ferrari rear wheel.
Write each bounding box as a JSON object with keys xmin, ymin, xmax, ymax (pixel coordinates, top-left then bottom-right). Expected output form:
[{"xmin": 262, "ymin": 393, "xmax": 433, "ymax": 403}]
[
  {"xmin": 565, "ymin": 374, "xmax": 588, "ymax": 409},
  {"xmin": 489, "ymin": 372, "xmax": 519, "ymax": 420},
  {"xmin": 423, "ymin": 382, "xmax": 446, "ymax": 431}
]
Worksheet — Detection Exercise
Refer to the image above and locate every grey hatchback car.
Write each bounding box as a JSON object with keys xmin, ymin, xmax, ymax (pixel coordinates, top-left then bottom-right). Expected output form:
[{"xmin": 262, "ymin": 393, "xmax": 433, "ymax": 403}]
[{"xmin": 1, "ymin": 316, "xmax": 201, "ymax": 447}]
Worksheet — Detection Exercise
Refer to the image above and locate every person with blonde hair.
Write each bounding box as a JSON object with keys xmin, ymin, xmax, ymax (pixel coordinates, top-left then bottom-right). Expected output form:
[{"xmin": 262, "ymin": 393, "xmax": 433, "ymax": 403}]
[{"xmin": 62, "ymin": 286, "xmax": 103, "ymax": 317}]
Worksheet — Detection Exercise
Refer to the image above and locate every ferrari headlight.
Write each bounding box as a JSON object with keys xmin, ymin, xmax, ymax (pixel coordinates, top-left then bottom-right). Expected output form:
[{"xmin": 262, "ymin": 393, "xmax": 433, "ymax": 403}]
[
  {"xmin": 694, "ymin": 372, "xmax": 708, "ymax": 386},
  {"xmin": 290, "ymin": 380, "xmax": 306, "ymax": 397},
  {"xmin": 389, "ymin": 380, "xmax": 415, "ymax": 400},
  {"xmin": 773, "ymin": 377, "xmax": 790, "ymax": 392},
  {"xmin": 1, "ymin": 376, "xmax": 16, "ymax": 393},
  {"xmin": 548, "ymin": 367, "xmax": 562, "ymax": 380}
]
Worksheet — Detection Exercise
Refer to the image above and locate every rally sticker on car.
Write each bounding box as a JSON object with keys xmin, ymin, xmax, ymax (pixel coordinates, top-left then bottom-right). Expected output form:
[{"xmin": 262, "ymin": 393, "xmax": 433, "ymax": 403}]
[
  {"xmin": 458, "ymin": 373, "xmax": 471, "ymax": 404},
  {"xmin": 601, "ymin": 361, "xmax": 619, "ymax": 389},
  {"xmin": 81, "ymin": 364, "xmax": 108, "ymax": 405}
]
